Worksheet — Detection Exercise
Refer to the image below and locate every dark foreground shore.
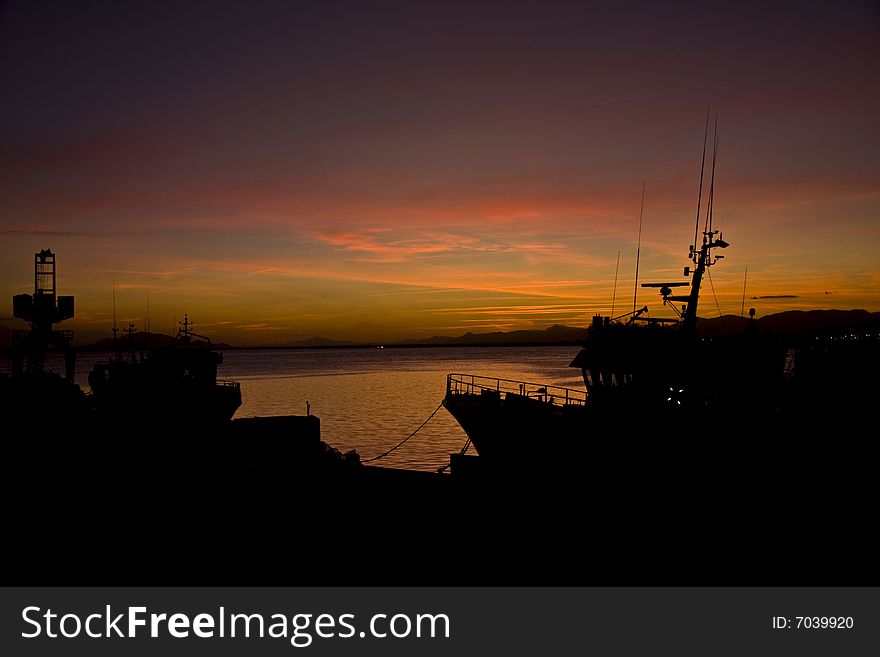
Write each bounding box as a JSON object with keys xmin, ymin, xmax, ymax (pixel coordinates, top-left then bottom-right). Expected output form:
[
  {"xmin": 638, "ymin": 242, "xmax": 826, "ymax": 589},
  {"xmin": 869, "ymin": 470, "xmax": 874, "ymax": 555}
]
[{"xmin": 6, "ymin": 414, "xmax": 875, "ymax": 586}]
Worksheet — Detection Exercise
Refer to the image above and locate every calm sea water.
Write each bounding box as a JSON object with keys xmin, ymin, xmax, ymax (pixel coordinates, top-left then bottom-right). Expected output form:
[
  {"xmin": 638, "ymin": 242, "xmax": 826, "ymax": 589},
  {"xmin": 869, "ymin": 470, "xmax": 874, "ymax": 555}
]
[{"xmin": 16, "ymin": 346, "xmax": 584, "ymax": 471}]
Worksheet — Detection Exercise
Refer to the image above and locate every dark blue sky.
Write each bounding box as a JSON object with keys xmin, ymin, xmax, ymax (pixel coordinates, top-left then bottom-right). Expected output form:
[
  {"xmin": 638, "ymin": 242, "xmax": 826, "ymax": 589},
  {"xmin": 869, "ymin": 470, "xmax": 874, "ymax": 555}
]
[{"xmin": 2, "ymin": 0, "xmax": 878, "ymax": 342}]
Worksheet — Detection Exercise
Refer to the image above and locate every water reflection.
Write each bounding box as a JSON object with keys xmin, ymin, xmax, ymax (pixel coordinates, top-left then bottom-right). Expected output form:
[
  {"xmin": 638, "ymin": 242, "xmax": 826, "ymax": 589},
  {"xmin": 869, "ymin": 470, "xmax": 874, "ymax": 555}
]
[
  {"xmin": 13, "ymin": 346, "xmax": 584, "ymax": 471},
  {"xmin": 225, "ymin": 347, "xmax": 583, "ymax": 470}
]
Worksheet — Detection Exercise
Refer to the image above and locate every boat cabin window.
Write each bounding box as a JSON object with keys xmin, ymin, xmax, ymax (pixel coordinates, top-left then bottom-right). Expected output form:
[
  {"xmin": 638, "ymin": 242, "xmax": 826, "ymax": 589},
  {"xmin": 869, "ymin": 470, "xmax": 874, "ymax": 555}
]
[{"xmin": 582, "ymin": 368, "xmax": 631, "ymax": 387}]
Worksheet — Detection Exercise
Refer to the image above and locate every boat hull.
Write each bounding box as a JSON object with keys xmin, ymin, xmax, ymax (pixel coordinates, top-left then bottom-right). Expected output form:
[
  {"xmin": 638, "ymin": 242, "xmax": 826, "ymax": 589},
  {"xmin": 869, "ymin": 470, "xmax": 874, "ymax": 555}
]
[
  {"xmin": 443, "ymin": 390, "xmax": 592, "ymax": 467},
  {"xmin": 91, "ymin": 381, "xmax": 242, "ymax": 429}
]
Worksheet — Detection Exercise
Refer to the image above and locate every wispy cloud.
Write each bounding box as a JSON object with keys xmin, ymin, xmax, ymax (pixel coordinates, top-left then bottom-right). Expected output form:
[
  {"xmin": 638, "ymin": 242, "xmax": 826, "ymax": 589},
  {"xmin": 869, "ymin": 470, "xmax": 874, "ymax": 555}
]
[
  {"xmin": 312, "ymin": 227, "xmax": 590, "ymax": 265},
  {"xmin": 0, "ymin": 228, "xmax": 126, "ymax": 237},
  {"xmin": 314, "ymin": 230, "xmax": 458, "ymax": 262}
]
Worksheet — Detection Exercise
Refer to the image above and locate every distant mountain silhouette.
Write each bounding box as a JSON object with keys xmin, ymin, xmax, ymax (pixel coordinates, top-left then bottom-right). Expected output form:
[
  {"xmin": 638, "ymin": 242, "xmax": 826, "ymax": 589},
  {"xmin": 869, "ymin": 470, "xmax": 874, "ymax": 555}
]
[
  {"xmin": 284, "ymin": 336, "xmax": 359, "ymax": 347},
  {"xmin": 697, "ymin": 309, "xmax": 880, "ymax": 337},
  {"xmin": 396, "ymin": 324, "xmax": 589, "ymax": 346},
  {"xmin": 2, "ymin": 309, "xmax": 877, "ymax": 351},
  {"xmin": 756, "ymin": 309, "xmax": 880, "ymax": 336},
  {"xmin": 395, "ymin": 310, "xmax": 880, "ymax": 345},
  {"xmin": 80, "ymin": 332, "xmax": 235, "ymax": 351}
]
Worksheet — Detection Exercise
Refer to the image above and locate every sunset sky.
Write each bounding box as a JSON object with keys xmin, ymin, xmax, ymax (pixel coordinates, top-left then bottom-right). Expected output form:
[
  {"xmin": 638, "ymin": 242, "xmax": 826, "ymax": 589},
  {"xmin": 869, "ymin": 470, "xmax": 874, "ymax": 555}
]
[{"xmin": 2, "ymin": 0, "xmax": 878, "ymax": 344}]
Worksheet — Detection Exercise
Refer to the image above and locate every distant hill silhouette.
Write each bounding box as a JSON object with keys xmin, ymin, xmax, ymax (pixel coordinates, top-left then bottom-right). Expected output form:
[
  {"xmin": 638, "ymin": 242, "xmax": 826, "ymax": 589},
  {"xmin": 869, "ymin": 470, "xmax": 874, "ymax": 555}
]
[
  {"xmin": 81, "ymin": 332, "xmax": 234, "ymax": 351},
  {"xmin": 396, "ymin": 324, "xmax": 589, "ymax": 346},
  {"xmin": 284, "ymin": 336, "xmax": 360, "ymax": 347},
  {"xmin": 2, "ymin": 309, "xmax": 877, "ymax": 351},
  {"xmin": 698, "ymin": 309, "xmax": 880, "ymax": 337},
  {"xmin": 394, "ymin": 310, "xmax": 880, "ymax": 345},
  {"xmin": 756, "ymin": 309, "xmax": 880, "ymax": 336}
]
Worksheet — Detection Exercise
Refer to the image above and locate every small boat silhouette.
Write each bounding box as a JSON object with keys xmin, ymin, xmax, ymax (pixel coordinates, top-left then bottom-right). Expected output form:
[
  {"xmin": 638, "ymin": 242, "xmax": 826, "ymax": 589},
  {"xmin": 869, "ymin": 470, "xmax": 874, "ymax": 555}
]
[{"xmin": 88, "ymin": 314, "xmax": 242, "ymax": 430}]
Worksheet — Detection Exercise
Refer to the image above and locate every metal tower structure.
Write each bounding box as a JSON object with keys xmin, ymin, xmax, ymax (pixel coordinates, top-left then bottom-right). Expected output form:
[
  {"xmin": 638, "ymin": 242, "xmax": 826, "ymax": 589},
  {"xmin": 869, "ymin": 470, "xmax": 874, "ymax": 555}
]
[{"xmin": 11, "ymin": 249, "xmax": 76, "ymax": 380}]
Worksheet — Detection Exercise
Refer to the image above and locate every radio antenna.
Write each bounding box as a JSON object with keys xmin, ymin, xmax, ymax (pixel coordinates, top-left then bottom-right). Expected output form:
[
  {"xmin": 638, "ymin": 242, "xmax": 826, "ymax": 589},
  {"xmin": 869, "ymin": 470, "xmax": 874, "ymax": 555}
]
[
  {"xmin": 112, "ymin": 279, "xmax": 119, "ymax": 345},
  {"xmin": 704, "ymin": 116, "xmax": 718, "ymax": 235},
  {"xmin": 633, "ymin": 180, "xmax": 646, "ymax": 314},
  {"xmin": 693, "ymin": 107, "xmax": 709, "ymax": 263},
  {"xmin": 610, "ymin": 250, "xmax": 621, "ymax": 318},
  {"xmin": 145, "ymin": 290, "xmax": 152, "ymax": 345}
]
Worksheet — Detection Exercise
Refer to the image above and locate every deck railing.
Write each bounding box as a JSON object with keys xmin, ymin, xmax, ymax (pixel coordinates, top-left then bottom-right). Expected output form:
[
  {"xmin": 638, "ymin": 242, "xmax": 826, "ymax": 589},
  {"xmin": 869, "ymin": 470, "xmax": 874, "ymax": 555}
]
[{"xmin": 446, "ymin": 373, "xmax": 587, "ymax": 407}]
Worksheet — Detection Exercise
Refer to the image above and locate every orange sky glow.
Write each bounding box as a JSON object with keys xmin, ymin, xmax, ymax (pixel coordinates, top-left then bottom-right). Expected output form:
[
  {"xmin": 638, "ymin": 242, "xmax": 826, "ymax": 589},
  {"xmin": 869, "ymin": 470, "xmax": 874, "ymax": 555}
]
[{"xmin": 1, "ymin": 2, "xmax": 878, "ymax": 344}]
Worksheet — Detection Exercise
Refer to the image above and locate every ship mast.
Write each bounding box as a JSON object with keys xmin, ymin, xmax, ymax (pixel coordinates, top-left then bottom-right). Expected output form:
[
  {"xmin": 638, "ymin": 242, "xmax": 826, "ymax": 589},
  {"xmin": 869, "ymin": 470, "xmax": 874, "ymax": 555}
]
[
  {"xmin": 682, "ymin": 229, "xmax": 728, "ymax": 330},
  {"xmin": 640, "ymin": 117, "xmax": 728, "ymax": 331},
  {"xmin": 681, "ymin": 119, "xmax": 725, "ymax": 330}
]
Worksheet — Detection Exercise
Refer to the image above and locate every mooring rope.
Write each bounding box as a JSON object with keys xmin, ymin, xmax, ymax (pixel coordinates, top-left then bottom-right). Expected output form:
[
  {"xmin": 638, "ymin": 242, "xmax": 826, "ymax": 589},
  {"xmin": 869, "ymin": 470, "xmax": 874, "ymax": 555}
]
[
  {"xmin": 435, "ymin": 436, "xmax": 471, "ymax": 473},
  {"xmin": 707, "ymin": 268, "xmax": 727, "ymax": 330},
  {"xmin": 361, "ymin": 401, "xmax": 444, "ymax": 463}
]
